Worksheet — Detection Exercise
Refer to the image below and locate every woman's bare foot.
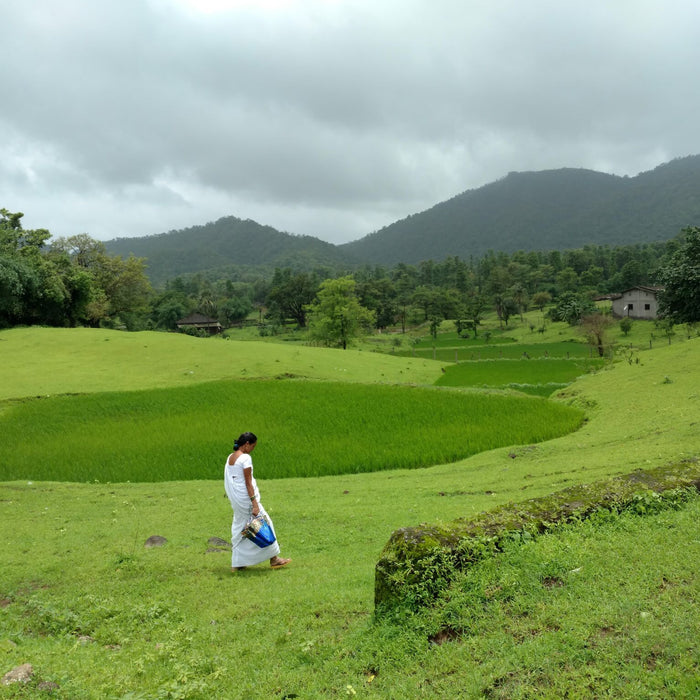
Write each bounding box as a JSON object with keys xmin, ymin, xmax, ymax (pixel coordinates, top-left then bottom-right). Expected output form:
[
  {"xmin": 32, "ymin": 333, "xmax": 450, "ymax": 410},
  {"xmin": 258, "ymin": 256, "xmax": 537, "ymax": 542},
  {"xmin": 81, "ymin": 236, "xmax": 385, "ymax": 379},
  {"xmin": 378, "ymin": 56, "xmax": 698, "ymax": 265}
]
[{"xmin": 270, "ymin": 556, "xmax": 291, "ymax": 569}]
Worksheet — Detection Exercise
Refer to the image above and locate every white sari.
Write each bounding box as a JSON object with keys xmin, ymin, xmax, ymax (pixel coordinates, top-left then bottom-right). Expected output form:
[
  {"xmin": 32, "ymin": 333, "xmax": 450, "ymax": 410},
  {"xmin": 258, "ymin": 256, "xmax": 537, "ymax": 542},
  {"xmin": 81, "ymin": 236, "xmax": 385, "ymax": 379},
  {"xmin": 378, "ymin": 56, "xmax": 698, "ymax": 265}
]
[{"xmin": 224, "ymin": 453, "xmax": 281, "ymax": 567}]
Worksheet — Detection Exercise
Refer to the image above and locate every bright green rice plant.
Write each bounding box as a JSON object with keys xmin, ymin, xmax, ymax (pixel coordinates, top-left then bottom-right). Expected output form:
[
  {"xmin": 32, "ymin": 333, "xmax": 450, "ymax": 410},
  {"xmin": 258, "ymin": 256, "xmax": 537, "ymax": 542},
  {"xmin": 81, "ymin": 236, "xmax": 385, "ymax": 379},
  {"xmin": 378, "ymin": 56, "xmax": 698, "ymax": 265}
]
[
  {"xmin": 0, "ymin": 379, "xmax": 584, "ymax": 482},
  {"xmin": 435, "ymin": 358, "xmax": 602, "ymax": 395},
  {"xmin": 413, "ymin": 331, "xmax": 519, "ymax": 348},
  {"xmin": 398, "ymin": 342, "xmax": 595, "ymax": 362}
]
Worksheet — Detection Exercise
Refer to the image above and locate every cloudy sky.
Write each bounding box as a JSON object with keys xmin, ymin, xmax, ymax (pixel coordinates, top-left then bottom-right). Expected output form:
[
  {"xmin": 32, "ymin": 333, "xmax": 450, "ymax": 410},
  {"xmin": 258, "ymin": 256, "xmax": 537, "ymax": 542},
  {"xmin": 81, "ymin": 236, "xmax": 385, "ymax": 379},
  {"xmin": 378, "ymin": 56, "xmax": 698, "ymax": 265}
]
[{"xmin": 3, "ymin": 0, "xmax": 700, "ymax": 245}]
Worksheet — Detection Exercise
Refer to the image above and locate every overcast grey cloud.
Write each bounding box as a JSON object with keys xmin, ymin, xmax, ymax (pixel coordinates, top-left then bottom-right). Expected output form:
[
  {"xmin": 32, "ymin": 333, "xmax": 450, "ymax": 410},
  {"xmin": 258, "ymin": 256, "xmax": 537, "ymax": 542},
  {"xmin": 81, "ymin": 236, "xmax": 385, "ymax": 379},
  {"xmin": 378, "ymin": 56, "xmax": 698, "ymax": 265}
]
[{"xmin": 2, "ymin": 0, "xmax": 700, "ymax": 244}]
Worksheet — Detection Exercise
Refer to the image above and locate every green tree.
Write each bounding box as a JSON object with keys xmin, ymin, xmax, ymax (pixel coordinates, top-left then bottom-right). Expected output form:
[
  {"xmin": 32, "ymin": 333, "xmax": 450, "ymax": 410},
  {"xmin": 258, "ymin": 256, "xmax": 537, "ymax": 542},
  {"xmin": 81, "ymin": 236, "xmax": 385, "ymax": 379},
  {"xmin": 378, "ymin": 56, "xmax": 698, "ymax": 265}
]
[
  {"xmin": 53, "ymin": 233, "xmax": 153, "ymax": 328},
  {"xmin": 510, "ymin": 283, "xmax": 528, "ymax": 321},
  {"xmin": 31, "ymin": 255, "xmax": 71, "ymax": 325},
  {"xmin": 151, "ymin": 291, "xmax": 190, "ymax": 330},
  {"xmin": 532, "ymin": 290, "xmax": 552, "ymax": 312},
  {"xmin": 0, "ymin": 254, "xmax": 39, "ymax": 327},
  {"xmin": 411, "ymin": 285, "xmax": 438, "ymax": 321},
  {"xmin": 462, "ymin": 292, "xmax": 488, "ymax": 338},
  {"xmin": 581, "ymin": 312, "xmax": 614, "ymax": 357},
  {"xmin": 495, "ymin": 296, "xmax": 518, "ymax": 328},
  {"xmin": 220, "ymin": 295, "xmax": 253, "ymax": 326},
  {"xmin": 52, "ymin": 233, "xmax": 105, "ymax": 269},
  {"xmin": 434, "ymin": 287, "xmax": 462, "ymax": 320},
  {"xmin": 619, "ymin": 259, "xmax": 644, "ymax": 289},
  {"xmin": 494, "ymin": 294, "xmax": 518, "ymax": 328},
  {"xmin": 556, "ymin": 267, "xmax": 580, "ymax": 293},
  {"xmin": 580, "ymin": 265, "xmax": 604, "ymax": 289},
  {"xmin": 550, "ymin": 291, "xmax": 596, "ymax": 325},
  {"xmin": 356, "ymin": 277, "xmax": 398, "ymax": 329},
  {"xmin": 0, "ymin": 209, "xmax": 67, "ymax": 325},
  {"xmin": 308, "ymin": 276, "xmax": 376, "ymax": 349},
  {"xmin": 267, "ymin": 269, "xmax": 318, "ymax": 327},
  {"xmin": 429, "ymin": 315, "xmax": 442, "ymax": 339},
  {"xmin": 657, "ymin": 227, "xmax": 700, "ymax": 323},
  {"xmin": 392, "ymin": 267, "xmax": 418, "ymax": 333},
  {"xmin": 0, "ymin": 208, "xmax": 51, "ymax": 255},
  {"xmin": 93, "ymin": 254, "xmax": 153, "ymax": 328}
]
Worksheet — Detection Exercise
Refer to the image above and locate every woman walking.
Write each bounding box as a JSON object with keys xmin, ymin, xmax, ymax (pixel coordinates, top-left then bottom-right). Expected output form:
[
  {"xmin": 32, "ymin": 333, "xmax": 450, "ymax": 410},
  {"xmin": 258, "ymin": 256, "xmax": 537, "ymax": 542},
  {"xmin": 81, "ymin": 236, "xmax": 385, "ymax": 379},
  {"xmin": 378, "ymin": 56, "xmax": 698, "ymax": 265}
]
[{"xmin": 224, "ymin": 432, "xmax": 291, "ymax": 571}]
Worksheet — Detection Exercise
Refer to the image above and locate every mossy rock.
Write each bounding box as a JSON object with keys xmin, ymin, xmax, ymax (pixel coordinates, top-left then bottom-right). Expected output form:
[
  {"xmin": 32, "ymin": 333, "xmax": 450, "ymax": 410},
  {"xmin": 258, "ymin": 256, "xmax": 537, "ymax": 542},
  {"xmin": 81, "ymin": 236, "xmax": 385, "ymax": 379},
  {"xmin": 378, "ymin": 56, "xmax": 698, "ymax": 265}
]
[{"xmin": 375, "ymin": 460, "xmax": 700, "ymax": 614}]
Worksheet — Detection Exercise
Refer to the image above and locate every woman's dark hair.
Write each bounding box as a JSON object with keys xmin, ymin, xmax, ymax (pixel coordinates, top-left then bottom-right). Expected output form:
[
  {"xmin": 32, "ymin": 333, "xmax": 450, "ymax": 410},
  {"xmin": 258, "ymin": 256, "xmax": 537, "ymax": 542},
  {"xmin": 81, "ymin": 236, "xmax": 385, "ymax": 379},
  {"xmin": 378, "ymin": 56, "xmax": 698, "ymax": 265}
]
[{"xmin": 234, "ymin": 432, "xmax": 257, "ymax": 450}]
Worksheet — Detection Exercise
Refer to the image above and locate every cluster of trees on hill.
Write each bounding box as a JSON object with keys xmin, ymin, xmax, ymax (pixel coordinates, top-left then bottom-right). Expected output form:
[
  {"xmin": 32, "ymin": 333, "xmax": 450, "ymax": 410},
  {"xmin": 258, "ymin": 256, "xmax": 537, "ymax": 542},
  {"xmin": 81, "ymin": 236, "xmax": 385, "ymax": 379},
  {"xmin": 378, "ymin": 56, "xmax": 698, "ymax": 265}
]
[
  {"xmin": 3, "ymin": 205, "xmax": 698, "ymax": 344},
  {"xmin": 153, "ymin": 228, "xmax": 698, "ymax": 347},
  {"xmin": 0, "ymin": 209, "xmax": 152, "ymax": 329},
  {"xmin": 106, "ymin": 216, "xmax": 356, "ymax": 286}
]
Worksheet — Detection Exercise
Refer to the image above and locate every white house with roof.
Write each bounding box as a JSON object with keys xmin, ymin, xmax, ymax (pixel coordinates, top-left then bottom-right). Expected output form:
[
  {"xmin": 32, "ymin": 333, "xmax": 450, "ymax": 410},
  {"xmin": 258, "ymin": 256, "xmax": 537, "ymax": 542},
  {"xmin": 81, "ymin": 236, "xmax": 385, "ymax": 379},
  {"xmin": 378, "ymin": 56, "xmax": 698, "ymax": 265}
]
[{"xmin": 611, "ymin": 286, "xmax": 664, "ymax": 320}]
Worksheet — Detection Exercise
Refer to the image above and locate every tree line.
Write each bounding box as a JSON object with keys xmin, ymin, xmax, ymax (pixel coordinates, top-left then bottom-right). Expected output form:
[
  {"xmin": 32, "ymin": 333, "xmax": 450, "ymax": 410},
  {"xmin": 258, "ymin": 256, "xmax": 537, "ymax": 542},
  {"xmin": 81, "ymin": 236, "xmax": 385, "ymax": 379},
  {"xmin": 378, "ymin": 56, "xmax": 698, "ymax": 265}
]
[
  {"xmin": 1, "ymin": 209, "xmax": 151, "ymax": 329},
  {"xmin": 158, "ymin": 229, "xmax": 696, "ymax": 347},
  {"xmin": 2, "ymin": 207, "xmax": 697, "ymax": 344}
]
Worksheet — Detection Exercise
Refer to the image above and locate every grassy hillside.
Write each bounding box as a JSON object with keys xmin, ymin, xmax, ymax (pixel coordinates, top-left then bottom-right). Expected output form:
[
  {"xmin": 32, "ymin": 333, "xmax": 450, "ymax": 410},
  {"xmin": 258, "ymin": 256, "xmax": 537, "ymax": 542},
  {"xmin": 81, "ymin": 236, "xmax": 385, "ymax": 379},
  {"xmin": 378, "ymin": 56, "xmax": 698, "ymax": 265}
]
[
  {"xmin": 0, "ymin": 331, "xmax": 698, "ymax": 697},
  {"xmin": 0, "ymin": 326, "xmax": 444, "ymax": 400}
]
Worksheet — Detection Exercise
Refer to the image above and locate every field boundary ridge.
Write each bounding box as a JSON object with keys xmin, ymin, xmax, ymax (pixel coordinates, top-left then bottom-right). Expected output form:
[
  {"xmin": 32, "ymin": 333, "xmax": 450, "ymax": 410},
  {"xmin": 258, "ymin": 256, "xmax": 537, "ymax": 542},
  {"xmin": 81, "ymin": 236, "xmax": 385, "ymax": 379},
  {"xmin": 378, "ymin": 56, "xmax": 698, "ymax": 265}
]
[{"xmin": 374, "ymin": 459, "xmax": 700, "ymax": 614}]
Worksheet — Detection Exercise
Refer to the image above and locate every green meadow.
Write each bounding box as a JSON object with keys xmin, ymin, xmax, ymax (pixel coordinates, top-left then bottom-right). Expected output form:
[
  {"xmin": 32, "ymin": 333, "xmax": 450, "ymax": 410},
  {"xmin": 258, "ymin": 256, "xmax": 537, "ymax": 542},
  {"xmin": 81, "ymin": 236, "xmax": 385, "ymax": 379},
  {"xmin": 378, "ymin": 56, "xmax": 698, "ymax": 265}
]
[
  {"xmin": 0, "ymin": 326, "xmax": 698, "ymax": 698},
  {"xmin": 0, "ymin": 326, "xmax": 443, "ymax": 400}
]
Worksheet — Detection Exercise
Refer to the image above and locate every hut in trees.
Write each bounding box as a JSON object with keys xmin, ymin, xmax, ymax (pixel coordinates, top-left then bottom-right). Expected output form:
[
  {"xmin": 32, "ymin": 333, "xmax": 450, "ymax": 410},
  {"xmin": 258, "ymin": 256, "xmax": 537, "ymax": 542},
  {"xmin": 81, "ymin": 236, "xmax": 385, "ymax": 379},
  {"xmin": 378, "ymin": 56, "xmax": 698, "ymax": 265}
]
[{"xmin": 176, "ymin": 313, "xmax": 223, "ymax": 334}]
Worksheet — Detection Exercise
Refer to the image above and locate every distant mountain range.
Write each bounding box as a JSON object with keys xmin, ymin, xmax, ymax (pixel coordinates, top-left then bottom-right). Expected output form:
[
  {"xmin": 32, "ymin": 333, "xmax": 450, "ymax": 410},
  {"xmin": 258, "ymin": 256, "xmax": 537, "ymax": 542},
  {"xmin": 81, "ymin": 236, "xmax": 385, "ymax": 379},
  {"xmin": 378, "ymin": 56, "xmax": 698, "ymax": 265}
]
[{"xmin": 106, "ymin": 155, "xmax": 700, "ymax": 284}]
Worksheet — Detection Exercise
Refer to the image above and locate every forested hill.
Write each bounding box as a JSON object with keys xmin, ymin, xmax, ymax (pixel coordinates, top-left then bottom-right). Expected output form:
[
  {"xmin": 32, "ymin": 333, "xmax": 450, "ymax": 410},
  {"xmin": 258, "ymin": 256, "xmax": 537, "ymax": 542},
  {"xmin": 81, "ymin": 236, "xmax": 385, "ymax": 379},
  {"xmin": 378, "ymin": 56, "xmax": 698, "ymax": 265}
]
[
  {"xmin": 106, "ymin": 216, "xmax": 359, "ymax": 285},
  {"xmin": 106, "ymin": 155, "xmax": 700, "ymax": 282},
  {"xmin": 339, "ymin": 155, "xmax": 700, "ymax": 265}
]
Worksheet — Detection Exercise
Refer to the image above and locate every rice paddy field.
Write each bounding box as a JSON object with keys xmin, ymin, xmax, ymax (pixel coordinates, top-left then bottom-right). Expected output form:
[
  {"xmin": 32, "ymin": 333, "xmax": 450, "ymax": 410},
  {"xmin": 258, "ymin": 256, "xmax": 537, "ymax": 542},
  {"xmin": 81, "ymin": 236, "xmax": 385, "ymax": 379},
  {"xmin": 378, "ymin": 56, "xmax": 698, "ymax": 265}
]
[
  {"xmin": 0, "ymin": 325, "xmax": 698, "ymax": 698},
  {"xmin": 0, "ymin": 379, "xmax": 583, "ymax": 482},
  {"xmin": 411, "ymin": 334, "xmax": 591, "ymax": 358},
  {"xmin": 390, "ymin": 317, "xmax": 605, "ymax": 395},
  {"xmin": 435, "ymin": 357, "xmax": 603, "ymax": 396}
]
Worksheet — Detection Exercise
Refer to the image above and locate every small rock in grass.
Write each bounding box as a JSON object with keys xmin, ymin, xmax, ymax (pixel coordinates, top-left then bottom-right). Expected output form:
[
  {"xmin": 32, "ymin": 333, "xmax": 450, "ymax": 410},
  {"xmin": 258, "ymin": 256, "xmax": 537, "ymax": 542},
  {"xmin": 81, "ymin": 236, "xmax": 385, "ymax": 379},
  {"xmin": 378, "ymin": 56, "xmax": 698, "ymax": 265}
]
[
  {"xmin": 206, "ymin": 536, "xmax": 231, "ymax": 553},
  {"xmin": 2, "ymin": 664, "xmax": 34, "ymax": 685},
  {"xmin": 38, "ymin": 681, "xmax": 60, "ymax": 691},
  {"xmin": 144, "ymin": 535, "xmax": 168, "ymax": 548}
]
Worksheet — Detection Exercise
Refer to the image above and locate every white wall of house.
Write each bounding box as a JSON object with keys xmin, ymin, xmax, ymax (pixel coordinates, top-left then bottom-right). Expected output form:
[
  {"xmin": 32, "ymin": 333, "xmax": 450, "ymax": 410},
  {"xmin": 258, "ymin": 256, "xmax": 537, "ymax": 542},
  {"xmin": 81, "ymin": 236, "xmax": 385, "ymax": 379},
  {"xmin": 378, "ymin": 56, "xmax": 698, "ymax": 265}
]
[{"xmin": 611, "ymin": 287, "xmax": 661, "ymax": 319}]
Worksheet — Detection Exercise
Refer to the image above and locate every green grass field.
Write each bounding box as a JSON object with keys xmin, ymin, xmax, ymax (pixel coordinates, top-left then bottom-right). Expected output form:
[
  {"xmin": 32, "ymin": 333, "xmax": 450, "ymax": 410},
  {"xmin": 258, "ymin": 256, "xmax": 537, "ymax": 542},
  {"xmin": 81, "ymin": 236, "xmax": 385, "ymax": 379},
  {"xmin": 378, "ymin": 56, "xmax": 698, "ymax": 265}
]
[
  {"xmin": 0, "ymin": 326, "xmax": 443, "ymax": 401},
  {"xmin": 0, "ymin": 327, "xmax": 698, "ymax": 698}
]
